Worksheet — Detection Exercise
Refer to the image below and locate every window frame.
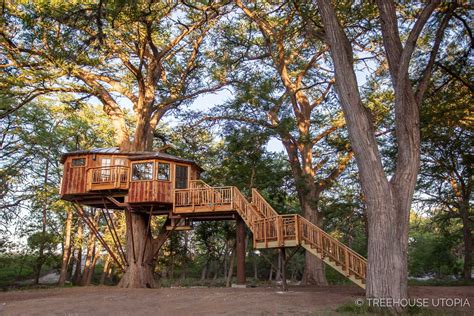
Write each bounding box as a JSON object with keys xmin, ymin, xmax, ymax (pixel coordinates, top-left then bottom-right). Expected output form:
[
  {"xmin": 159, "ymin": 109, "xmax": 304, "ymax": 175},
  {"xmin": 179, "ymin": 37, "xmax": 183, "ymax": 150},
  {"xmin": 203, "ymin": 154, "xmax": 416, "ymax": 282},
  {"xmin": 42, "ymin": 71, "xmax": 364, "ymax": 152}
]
[
  {"xmin": 174, "ymin": 163, "xmax": 189, "ymax": 189},
  {"xmin": 71, "ymin": 157, "xmax": 87, "ymax": 168},
  {"xmin": 156, "ymin": 161, "xmax": 171, "ymax": 182},
  {"xmin": 130, "ymin": 160, "xmax": 155, "ymax": 182}
]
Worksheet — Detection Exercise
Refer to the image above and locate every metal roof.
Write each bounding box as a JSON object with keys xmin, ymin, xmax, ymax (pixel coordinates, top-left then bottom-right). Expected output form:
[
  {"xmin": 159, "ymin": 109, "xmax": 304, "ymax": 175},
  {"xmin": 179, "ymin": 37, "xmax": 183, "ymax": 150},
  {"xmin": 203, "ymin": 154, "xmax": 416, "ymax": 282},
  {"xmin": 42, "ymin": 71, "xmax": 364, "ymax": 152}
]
[{"xmin": 60, "ymin": 147, "xmax": 202, "ymax": 170}]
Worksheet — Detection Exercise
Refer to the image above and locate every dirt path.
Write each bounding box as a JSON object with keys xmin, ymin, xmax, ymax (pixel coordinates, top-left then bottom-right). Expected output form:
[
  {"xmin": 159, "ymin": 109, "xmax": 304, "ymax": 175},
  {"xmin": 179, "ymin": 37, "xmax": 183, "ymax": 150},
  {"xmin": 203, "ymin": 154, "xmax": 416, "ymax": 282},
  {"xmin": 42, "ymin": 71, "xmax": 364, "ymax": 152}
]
[{"xmin": 0, "ymin": 285, "xmax": 472, "ymax": 315}]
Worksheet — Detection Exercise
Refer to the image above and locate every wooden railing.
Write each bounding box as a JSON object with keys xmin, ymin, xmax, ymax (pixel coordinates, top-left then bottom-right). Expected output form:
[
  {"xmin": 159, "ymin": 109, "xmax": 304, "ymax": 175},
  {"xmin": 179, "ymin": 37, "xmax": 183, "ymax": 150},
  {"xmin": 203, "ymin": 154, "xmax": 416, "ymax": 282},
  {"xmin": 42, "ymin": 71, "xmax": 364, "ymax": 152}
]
[
  {"xmin": 86, "ymin": 166, "xmax": 129, "ymax": 191},
  {"xmin": 251, "ymin": 189, "xmax": 279, "ymax": 218},
  {"xmin": 190, "ymin": 180, "xmax": 212, "ymax": 189},
  {"xmin": 298, "ymin": 216, "xmax": 366, "ymax": 282},
  {"xmin": 253, "ymin": 214, "xmax": 298, "ymax": 246},
  {"xmin": 232, "ymin": 187, "xmax": 264, "ymax": 229},
  {"xmin": 172, "ymin": 181, "xmax": 367, "ymax": 287},
  {"xmin": 174, "ymin": 186, "xmax": 233, "ymax": 210}
]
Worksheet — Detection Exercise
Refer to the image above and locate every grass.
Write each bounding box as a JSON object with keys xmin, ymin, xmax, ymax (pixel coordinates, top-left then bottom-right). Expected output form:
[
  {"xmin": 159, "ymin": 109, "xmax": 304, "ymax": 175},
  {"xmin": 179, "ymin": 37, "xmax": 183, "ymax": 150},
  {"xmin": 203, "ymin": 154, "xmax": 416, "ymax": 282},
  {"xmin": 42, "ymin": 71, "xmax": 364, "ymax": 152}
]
[{"xmin": 408, "ymin": 279, "xmax": 474, "ymax": 286}]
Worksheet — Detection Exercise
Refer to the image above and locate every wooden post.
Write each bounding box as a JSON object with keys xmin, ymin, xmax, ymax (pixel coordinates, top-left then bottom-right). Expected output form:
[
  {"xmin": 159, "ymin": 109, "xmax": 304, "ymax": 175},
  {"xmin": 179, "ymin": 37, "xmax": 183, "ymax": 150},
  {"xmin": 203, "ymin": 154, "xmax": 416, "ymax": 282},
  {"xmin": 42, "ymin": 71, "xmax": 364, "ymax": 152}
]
[
  {"xmin": 236, "ymin": 215, "xmax": 246, "ymax": 285},
  {"xmin": 280, "ymin": 247, "xmax": 288, "ymax": 291}
]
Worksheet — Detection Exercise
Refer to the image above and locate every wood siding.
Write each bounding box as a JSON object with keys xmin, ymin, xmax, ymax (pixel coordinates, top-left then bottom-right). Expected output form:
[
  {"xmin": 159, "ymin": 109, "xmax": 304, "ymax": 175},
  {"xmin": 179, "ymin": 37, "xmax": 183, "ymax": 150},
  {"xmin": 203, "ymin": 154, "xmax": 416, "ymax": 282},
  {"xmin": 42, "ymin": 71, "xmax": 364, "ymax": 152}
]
[
  {"xmin": 61, "ymin": 153, "xmax": 200, "ymax": 204},
  {"xmin": 60, "ymin": 158, "xmax": 88, "ymax": 195},
  {"xmin": 127, "ymin": 180, "xmax": 172, "ymax": 203}
]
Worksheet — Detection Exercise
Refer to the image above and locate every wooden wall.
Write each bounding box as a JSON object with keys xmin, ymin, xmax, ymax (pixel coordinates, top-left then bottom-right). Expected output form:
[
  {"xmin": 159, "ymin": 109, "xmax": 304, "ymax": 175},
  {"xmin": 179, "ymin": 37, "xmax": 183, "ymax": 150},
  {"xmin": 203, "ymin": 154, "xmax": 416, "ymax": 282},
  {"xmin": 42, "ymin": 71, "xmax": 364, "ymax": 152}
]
[
  {"xmin": 60, "ymin": 157, "xmax": 88, "ymax": 195},
  {"xmin": 61, "ymin": 154, "xmax": 201, "ymax": 204},
  {"xmin": 127, "ymin": 180, "xmax": 173, "ymax": 203}
]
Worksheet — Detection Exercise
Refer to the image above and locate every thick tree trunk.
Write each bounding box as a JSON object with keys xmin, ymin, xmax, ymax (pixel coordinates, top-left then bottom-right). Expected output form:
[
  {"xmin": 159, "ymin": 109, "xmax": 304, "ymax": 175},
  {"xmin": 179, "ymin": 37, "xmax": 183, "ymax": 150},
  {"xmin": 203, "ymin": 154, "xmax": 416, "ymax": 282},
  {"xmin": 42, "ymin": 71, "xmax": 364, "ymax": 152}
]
[
  {"xmin": 118, "ymin": 210, "xmax": 155, "ymax": 288},
  {"xmin": 58, "ymin": 209, "xmax": 73, "ymax": 286}
]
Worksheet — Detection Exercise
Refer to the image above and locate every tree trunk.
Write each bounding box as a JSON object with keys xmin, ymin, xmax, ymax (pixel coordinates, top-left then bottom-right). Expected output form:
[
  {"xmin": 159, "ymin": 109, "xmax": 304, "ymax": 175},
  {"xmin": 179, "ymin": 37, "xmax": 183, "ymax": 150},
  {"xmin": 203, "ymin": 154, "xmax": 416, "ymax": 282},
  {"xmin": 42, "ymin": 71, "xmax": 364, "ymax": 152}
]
[
  {"xmin": 300, "ymin": 191, "xmax": 328, "ymax": 285},
  {"xmin": 81, "ymin": 237, "xmax": 96, "ymax": 286},
  {"xmin": 226, "ymin": 243, "xmax": 236, "ymax": 287},
  {"xmin": 73, "ymin": 221, "xmax": 84, "ymax": 285},
  {"xmin": 118, "ymin": 210, "xmax": 155, "ymax": 288},
  {"xmin": 100, "ymin": 255, "xmax": 111, "ymax": 285},
  {"xmin": 86, "ymin": 244, "xmax": 102, "ymax": 285},
  {"xmin": 58, "ymin": 209, "xmax": 73, "ymax": 286}
]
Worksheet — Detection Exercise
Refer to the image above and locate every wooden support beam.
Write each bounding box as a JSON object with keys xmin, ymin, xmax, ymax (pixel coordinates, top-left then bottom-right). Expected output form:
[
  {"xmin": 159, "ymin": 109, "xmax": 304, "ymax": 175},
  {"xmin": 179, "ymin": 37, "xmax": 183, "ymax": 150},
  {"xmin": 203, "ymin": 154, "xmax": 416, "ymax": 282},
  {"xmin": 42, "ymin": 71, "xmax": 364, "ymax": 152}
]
[{"xmin": 236, "ymin": 215, "xmax": 246, "ymax": 285}]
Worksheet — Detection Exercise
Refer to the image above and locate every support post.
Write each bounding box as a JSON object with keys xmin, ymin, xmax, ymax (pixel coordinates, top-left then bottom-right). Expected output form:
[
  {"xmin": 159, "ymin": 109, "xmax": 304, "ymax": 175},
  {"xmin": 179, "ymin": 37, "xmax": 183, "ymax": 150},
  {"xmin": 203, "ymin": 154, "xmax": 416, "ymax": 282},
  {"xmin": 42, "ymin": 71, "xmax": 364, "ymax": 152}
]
[
  {"xmin": 236, "ymin": 215, "xmax": 246, "ymax": 285},
  {"xmin": 280, "ymin": 247, "xmax": 288, "ymax": 291}
]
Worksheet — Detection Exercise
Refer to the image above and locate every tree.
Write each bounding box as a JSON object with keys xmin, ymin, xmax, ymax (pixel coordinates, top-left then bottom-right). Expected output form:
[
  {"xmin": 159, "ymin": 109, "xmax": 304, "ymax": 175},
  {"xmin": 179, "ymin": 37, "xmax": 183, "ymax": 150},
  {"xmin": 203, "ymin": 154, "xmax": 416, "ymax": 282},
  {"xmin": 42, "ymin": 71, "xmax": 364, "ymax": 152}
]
[
  {"xmin": 316, "ymin": 0, "xmax": 466, "ymax": 302},
  {"xmin": 206, "ymin": 1, "xmax": 352, "ymax": 284},
  {"xmin": 1, "ymin": 0, "xmax": 232, "ymax": 287},
  {"xmin": 418, "ymin": 51, "xmax": 473, "ymax": 279}
]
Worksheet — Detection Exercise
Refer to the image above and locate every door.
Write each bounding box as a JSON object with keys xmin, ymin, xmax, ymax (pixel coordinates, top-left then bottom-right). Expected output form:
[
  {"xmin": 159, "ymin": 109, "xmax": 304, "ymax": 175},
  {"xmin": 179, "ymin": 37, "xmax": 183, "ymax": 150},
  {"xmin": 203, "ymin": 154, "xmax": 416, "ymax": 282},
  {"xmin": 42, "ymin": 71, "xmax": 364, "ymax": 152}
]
[{"xmin": 175, "ymin": 165, "xmax": 188, "ymax": 189}]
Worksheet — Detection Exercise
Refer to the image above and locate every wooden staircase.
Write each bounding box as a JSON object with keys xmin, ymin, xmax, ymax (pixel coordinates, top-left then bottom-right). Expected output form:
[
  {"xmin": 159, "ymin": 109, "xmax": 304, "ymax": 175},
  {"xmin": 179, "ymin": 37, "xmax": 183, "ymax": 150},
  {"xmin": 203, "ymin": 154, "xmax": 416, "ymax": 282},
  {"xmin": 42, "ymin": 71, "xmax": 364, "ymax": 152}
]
[{"xmin": 174, "ymin": 180, "xmax": 367, "ymax": 289}]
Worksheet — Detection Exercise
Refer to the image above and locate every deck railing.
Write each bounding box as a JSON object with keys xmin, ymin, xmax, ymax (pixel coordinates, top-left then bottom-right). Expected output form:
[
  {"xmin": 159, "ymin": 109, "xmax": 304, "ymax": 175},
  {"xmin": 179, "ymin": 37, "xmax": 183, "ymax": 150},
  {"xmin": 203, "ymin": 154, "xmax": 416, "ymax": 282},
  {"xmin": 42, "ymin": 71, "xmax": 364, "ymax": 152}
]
[
  {"xmin": 86, "ymin": 166, "xmax": 129, "ymax": 191},
  {"xmin": 174, "ymin": 186, "xmax": 233, "ymax": 210},
  {"xmin": 253, "ymin": 215, "xmax": 298, "ymax": 246}
]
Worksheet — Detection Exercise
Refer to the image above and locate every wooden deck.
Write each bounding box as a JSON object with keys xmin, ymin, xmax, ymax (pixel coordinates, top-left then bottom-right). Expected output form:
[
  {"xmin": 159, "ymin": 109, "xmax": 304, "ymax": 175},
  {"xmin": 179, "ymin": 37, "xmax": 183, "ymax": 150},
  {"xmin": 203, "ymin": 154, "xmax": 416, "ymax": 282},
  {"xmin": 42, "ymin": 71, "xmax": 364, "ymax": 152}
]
[{"xmin": 173, "ymin": 181, "xmax": 367, "ymax": 289}]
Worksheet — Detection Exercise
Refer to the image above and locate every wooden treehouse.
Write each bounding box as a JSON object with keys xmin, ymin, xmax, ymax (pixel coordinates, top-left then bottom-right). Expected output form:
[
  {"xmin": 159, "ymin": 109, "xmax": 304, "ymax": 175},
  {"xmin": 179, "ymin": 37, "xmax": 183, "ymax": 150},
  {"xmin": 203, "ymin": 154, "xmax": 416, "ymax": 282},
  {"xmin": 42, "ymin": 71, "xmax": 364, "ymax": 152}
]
[{"xmin": 60, "ymin": 147, "xmax": 367, "ymax": 289}]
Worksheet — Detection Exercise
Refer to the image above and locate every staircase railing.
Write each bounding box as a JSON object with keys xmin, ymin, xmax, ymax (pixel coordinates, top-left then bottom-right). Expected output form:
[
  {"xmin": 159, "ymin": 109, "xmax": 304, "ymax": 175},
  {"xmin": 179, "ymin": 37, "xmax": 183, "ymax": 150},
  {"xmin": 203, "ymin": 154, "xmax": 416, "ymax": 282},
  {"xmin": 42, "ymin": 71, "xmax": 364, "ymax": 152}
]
[
  {"xmin": 190, "ymin": 180, "xmax": 212, "ymax": 189},
  {"xmin": 251, "ymin": 189, "xmax": 279, "ymax": 218},
  {"xmin": 172, "ymin": 181, "xmax": 367, "ymax": 287},
  {"xmin": 232, "ymin": 187, "xmax": 264, "ymax": 230},
  {"xmin": 298, "ymin": 216, "xmax": 366, "ymax": 282}
]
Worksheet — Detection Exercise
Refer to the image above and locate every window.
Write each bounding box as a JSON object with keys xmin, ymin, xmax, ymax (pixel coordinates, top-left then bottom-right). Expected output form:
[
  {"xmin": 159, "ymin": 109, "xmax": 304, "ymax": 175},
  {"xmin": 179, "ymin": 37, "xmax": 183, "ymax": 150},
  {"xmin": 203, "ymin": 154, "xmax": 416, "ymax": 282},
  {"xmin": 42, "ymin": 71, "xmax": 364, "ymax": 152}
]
[
  {"xmin": 132, "ymin": 162, "xmax": 153, "ymax": 181},
  {"xmin": 72, "ymin": 158, "xmax": 86, "ymax": 167},
  {"xmin": 100, "ymin": 158, "xmax": 112, "ymax": 179},
  {"xmin": 115, "ymin": 158, "xmax": 126, "ymax": 166},
  {"xmin": 157, "ymin": 162, "xmax": 170, "ymax": 181},
  {"xmin": 175, "ymin": 165, "xmax": 188, "ymax": 189}
]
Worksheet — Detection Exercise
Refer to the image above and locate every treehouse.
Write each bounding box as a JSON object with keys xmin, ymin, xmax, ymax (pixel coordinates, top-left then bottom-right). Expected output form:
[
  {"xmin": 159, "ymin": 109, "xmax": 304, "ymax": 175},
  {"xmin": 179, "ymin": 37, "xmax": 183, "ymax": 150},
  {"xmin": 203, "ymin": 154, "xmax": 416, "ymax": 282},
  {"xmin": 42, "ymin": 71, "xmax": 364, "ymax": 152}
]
[
  {"xmin": 60, "ymin": 147, "xmax": 202, "ymax": 213},
  {"xmin": 60, "ymin": 147, "xmax": 368, "ymax": 289}
]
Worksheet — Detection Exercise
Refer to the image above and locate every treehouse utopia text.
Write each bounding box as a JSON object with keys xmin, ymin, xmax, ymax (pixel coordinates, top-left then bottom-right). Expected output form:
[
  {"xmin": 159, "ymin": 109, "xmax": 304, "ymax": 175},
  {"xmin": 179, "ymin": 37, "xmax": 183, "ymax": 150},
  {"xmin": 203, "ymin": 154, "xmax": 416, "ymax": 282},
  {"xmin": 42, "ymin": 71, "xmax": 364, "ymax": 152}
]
[{"xmin": 355, "ymin": 297, "xmax": 471, "ymax": 309}]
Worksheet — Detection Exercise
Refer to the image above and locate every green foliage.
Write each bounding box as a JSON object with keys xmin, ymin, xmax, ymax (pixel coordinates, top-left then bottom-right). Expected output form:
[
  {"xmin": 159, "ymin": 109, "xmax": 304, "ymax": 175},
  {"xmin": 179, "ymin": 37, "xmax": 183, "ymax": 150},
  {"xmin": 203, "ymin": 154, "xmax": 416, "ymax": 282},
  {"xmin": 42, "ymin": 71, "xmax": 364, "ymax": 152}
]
[{"xmin": 408, "ymin": 214, "xmax": 462, "ymax": 278}]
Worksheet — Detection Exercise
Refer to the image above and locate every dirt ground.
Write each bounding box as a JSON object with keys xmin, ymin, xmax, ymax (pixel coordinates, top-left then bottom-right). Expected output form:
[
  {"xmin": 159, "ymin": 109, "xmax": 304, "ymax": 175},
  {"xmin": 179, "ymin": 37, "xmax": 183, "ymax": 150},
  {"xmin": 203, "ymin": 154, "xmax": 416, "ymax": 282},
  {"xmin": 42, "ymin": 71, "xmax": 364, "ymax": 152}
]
[{"xmin": 0, "ymin": 285, "xmax": 472, "ymax": 315}]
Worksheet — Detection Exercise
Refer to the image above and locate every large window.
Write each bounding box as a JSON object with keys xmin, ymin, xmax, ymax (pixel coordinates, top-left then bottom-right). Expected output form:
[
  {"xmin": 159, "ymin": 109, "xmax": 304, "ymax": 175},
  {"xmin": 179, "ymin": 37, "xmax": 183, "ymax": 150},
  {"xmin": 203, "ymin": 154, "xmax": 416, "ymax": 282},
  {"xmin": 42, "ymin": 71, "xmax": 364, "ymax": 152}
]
[
  {"xmin": 157, "ymin": 162, "xmax": 170, "ymax": 181},
  {"xmin": 175, "ymin": 165, "xmax": 188, "ymax": 189},
  {"xmin": 132, "ymin": 162, "xmax": 154, "ymax": 181}
]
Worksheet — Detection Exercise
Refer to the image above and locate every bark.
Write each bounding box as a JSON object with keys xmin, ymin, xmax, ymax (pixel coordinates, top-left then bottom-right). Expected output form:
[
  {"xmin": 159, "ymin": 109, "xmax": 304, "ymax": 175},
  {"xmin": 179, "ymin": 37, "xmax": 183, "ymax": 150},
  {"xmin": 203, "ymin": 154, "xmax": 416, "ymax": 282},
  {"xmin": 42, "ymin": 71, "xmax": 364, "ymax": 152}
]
[
  {"xmin": 58, "ymin": 209, "xmax": 73, "ymax": 286},
  {"xmin": 118, "ymin": 211, "xmax": 155, "ymax": 288},
  {"xmin": 226, "ymin": 242, "xmax": 236, "ymax": 287},
  {"xmin": 81, "ymin": 238, "xmax": 96, "ymax": 286},
  {"xmin": 100, "ymin": 255, "xmax": 111, "ymax": 285},
  {"xmin": 73, "ymin": 221, "xmax": 84, "ymax": 285},
  {"xmin": 316, "ymin": 0, "xmax": 442, "ymax": 304},
  {"xmin": 86, "ymin": 244, "xmax": 102, "ymax": 285}
]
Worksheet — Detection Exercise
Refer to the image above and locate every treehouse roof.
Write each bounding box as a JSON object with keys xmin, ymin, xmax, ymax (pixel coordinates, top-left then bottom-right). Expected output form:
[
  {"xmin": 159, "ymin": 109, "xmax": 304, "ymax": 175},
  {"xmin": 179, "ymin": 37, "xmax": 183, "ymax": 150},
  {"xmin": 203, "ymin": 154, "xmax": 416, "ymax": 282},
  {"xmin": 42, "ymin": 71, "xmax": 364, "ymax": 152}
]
[{"xmin": 60, "ymin": 147, "xmax": 203, "ymax": 170}]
